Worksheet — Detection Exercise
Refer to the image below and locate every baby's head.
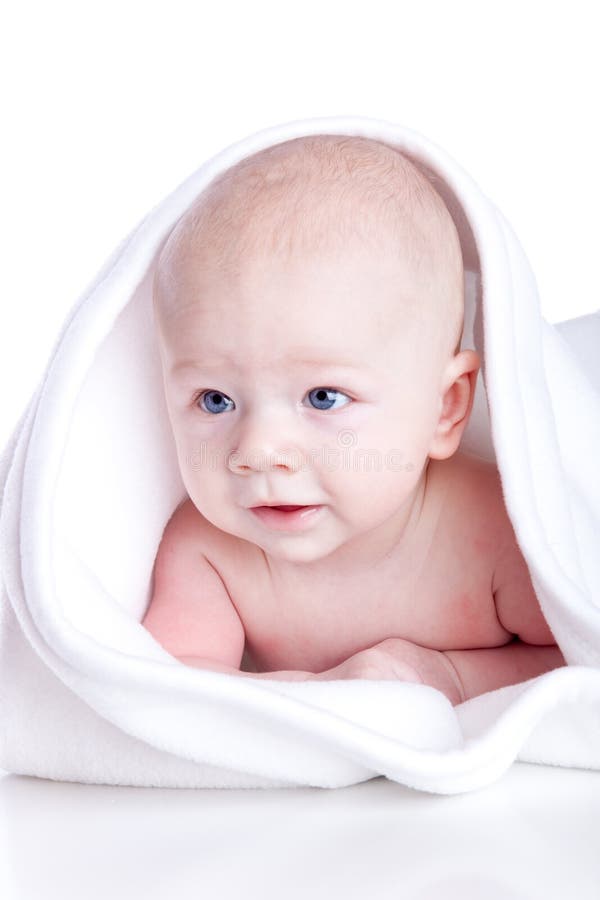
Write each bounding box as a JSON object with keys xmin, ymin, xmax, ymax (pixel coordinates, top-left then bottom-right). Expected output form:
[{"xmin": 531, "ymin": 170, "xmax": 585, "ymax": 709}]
[{"xmin": 153, "ymin": 135, "xmax": 480, "ymax": 568}]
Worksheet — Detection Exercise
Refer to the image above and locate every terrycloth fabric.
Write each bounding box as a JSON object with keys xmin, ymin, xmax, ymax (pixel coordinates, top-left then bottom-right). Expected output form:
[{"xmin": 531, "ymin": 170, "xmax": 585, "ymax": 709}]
[{"xmin": 1, "ymin": 115, "xmax": 600, "ymax": 794}]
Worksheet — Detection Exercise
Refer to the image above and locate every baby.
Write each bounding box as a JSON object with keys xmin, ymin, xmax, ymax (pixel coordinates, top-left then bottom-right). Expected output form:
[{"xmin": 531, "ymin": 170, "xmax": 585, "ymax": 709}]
[{"xmin": 142, "ymin": 135, "xmax": 565, "ymax": 705}]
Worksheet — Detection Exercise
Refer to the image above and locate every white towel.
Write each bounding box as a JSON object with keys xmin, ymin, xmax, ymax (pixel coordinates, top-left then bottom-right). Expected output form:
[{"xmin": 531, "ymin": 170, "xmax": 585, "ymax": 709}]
[{"xmin": 1, "ymin": 115, "xmax": 600, "ymax": 794}]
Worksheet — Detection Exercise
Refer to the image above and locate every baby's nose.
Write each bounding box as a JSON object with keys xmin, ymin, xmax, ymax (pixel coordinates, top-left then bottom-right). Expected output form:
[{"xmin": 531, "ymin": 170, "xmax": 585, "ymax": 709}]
[{"xmin": 228, "ymin": 414, "xmax": 303, "ymax": 474}]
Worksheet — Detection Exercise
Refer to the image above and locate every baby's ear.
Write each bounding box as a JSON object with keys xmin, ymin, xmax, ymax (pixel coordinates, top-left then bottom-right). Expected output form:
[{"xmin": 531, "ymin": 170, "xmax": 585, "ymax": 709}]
[{"xmin": 428, "ymin": 350, "xmax": 480, "ymax": 460}]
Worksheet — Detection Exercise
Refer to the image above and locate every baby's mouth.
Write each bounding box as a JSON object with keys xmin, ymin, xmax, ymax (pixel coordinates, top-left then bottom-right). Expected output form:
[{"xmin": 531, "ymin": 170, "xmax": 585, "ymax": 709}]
[
  {"xmin": 248, "ymin": 503, "xmax": 324, "ymax": 531},
  {"xmin": 267, "ymin": 505, "xmax": 305, "ymax": 512}
]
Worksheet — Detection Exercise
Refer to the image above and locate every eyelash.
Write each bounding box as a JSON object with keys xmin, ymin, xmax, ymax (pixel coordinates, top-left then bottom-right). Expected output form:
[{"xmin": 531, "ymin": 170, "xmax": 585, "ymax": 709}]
[{"xmin": 192, "ymin": 387, "xmax": 353, "ymax": 415}]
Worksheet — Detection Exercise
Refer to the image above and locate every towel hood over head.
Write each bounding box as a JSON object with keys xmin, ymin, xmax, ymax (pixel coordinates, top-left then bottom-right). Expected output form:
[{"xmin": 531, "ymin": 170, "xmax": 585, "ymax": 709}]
[{"xmin": 1, "ymin": 115, "xmax": 600, "ymax": 793}]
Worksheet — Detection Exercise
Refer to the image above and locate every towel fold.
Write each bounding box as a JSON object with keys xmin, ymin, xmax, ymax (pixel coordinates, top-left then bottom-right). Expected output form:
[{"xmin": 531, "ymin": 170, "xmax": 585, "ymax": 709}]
[{"xmin": 1, "ymin": 115, "xmax": 600, "ymax": 793}]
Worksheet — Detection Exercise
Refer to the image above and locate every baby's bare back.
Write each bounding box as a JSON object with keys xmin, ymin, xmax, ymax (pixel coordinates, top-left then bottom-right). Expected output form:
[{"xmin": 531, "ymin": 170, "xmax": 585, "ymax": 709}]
[{"xmin": 192, "ymin": 451, "xmax": 516, "ymax": 675}]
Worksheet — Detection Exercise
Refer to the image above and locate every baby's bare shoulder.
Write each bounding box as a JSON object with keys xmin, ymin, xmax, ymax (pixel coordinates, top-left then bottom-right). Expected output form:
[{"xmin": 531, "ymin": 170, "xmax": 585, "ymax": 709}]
[
  {"xmin": 445, "ymin": 448, "xmax": 501, "ymax": 487},
  {"xmin": 440, "ymin": 450, "xmax": 509, "ymax": 556}
]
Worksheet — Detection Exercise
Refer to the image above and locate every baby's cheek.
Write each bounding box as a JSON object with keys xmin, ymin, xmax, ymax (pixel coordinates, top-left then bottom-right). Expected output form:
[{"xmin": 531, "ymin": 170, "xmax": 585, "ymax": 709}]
[{"xmin": 179, "ymin": 457, "xmax": 223, "ymax": 506}]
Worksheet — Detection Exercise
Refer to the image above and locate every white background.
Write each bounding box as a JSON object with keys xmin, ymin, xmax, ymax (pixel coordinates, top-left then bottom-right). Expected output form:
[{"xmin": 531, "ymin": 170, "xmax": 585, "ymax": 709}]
[{"xmin": 2, "ymin": 3, "xmax": 600, "ymax": 897}]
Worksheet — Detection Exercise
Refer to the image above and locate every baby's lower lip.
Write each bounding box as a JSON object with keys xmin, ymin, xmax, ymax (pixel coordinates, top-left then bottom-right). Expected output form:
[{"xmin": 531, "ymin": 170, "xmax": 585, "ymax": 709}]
[{"xmin": 249, "ymin": 504, "xmax": 324, "ymax": 532}]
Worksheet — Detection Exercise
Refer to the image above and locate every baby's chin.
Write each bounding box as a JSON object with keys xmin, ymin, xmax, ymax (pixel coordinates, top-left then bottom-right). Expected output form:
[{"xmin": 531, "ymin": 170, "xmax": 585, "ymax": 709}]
[
  {"xmin": 243, "ymin": 523, "xmax": 341, "ymax": 566},
  {"xmin": 257, "ymin": 539, "xmax": 334, "ymax": 566}
]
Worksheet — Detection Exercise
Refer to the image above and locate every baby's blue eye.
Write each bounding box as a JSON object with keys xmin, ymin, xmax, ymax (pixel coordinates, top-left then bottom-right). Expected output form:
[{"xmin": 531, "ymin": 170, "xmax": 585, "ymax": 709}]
[
  {"xmin": 305, "ymin": 388, "xmax": 351, "ymax": 411},
  {"xmin": 198, "ymin": 390, "xmax": 235, "ymax": 415},
  {"xmin": 197, "ymin": 387, "xmax": 352, "ymax": 415}
]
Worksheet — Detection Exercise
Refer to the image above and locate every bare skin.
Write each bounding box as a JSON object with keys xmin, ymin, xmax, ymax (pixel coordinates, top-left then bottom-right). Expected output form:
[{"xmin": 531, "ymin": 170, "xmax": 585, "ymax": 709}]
[{"xmin": 155, "ymin": 449, "xmax": 563, "ymax": 707}]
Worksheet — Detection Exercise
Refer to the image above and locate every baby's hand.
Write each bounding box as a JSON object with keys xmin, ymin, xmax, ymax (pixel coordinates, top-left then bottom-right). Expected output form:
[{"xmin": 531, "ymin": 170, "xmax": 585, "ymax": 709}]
[
  {"xmin": 312, "ymin": 640, "xmax": 426, "ymax": 684},
  {"xmin": 312, "ymin": 637, "xmax": 463, "ymax": 704}
]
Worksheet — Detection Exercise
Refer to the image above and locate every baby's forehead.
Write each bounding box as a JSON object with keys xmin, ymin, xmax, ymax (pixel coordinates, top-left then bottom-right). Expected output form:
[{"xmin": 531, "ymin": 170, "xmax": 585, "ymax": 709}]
[
  {"xmin": 154, "ymin": 136, "xmax": 464, "ymax": 355},
  {"xmin": 158, "ymin": 270, "xmax": 433, "ymax": 385}
]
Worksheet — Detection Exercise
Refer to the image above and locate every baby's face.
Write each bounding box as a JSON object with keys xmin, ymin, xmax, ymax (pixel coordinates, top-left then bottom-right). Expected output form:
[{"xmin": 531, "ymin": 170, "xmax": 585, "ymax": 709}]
[{"xmin": 156, "ymin": 236, "xmax": 455, "ymax": 570}]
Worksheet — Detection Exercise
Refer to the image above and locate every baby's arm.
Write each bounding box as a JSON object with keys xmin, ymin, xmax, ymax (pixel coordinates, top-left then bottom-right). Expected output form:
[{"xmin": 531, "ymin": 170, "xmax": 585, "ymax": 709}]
[
  {"xmin": 337, "ymin": 636, "xmax": 565, "ymax": 705},
  {"xmin": 492, "ymin": 521, "xmax": 558, "ymax": 647},
  {"xmin": 362, "ymin": 531, "xmax": 567, "ymax": 704},
  {"xmin": 446, "ymin": 520, "xmax": 569, "ymax": 698},
  {"xmin": 439, "ymin": 530, "xmax": 566, "ymax": 702},
  {"xmin": 143, "ymin": 500, "xmax": 314, "ymax": 682},
  {"xmin": 442, "ymin": 639, "xmax": 565, "ymax": 703}
]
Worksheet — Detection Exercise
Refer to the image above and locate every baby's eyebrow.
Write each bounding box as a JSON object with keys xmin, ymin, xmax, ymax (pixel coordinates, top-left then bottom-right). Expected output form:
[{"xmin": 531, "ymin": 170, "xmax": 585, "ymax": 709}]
[{"xmin": 170, "ymin": 357, "xmax": 372, "ymax": 376}]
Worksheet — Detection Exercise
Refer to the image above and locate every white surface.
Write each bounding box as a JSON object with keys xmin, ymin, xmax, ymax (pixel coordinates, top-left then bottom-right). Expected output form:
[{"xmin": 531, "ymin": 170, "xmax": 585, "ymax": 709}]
[{"xmin": 1, "ymin": 762, "xmax": 599, "ymax": 899}]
